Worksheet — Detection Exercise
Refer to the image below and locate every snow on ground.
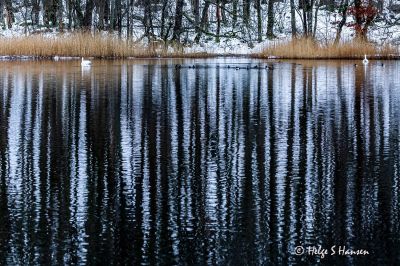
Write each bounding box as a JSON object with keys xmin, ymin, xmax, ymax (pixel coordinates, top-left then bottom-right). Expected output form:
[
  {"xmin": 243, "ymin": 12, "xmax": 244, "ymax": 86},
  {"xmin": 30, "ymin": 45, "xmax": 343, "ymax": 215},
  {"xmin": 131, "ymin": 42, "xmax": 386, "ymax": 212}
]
[{"xmin": 1, "ymin": 2, "xmax": 400, "ymax": 56}]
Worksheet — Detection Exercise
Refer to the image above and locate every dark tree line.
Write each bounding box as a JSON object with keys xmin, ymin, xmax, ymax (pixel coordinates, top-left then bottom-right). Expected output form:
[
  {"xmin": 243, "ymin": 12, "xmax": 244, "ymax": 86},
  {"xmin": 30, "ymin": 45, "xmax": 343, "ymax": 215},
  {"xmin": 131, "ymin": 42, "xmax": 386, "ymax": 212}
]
[{"xmin": 0, "ymin": 0, "xmax": 390, "ymax": 44}]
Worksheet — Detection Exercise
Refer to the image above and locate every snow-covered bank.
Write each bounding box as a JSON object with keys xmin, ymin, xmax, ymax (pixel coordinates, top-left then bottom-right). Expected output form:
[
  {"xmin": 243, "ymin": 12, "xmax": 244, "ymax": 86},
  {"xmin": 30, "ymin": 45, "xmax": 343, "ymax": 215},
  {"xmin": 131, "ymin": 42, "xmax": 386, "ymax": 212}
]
[
  {"xmin": 2, "ymin": 1, "xmax": 400, "ymax": 59},
  {"xmin": 0, "ymin": 27, "xmax": 399, "ymax": 60}
]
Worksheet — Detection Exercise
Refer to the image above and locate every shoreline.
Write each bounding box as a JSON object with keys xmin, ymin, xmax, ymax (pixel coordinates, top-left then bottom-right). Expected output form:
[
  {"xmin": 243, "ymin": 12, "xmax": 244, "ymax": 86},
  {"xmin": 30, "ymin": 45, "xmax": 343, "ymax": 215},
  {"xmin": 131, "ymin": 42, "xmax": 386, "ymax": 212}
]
[
  {"xmin": 1, "ymin": 34, "xmax": 399, "ymax": 61},
  {"xmin": 1, "ymin": 54, "xmax": 400, "ymax": 61}
]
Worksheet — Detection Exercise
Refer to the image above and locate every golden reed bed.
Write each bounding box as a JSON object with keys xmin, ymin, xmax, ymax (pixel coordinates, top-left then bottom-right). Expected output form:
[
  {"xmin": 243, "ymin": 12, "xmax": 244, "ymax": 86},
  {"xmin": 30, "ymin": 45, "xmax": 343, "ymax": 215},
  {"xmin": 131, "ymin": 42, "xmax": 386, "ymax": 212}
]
[
  {"xmin": 258, "ymin": 38, "xmax": 398, "ymax": 59},
  {"xmin": 0, "ymin": 34, "xmax": 398, "ymax": 59},
  {"xmin": 0, "ymin": 33, "xmax": 209, "ymax": 58}
]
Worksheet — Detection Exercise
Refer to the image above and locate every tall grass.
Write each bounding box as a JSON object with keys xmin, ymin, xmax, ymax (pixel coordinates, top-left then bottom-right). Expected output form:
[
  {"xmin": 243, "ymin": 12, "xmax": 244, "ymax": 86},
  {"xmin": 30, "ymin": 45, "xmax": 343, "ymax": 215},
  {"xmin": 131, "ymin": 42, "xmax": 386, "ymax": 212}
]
[
  {"xmin": 258, "ymin": 38, "xmax": 398, "ymax": 59},
  {"xmin": 0, "ymin": 33, "xmax": 208, "ymax": 58},
  {"xmin": 1, "ymin": 34, "xmax": 398, "ymax": 59}
]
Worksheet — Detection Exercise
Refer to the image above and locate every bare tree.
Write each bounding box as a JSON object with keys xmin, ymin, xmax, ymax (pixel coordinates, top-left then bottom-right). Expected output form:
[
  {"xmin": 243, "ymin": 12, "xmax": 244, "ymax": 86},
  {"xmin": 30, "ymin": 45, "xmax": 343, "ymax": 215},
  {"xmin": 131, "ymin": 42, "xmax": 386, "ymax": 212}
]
[
  {"xmin": 256, "ymin": 0, "xmax": 262, "ymax": 42},
  {"xmin": 334, "ymin": 0, "xmax": 349, "ymax": 44},
  {"xmin": 194, "ymin": 1, "xmax": 210, "ymax": 43},
  {"xmin": 193, "ymin": 0, "xmax": 200, "ymax": 26},
  {"xmin": 290, "ymin": 0, "xmax": 297, "ymax": 37},
  {"xmin": 143, "ymin": 1, "xmax": 154, "ymax": 39},
  {"xmin": 216, "ymin": 0, "xmax": 222, "ymax": 42},
  {"xmin": 266, "ymin": 0, "xmax": 275, "ymax": 39},
  {"xmin": 243, "ymin": 0, "xmax": 250, "ymax": 26},
  {"xmin": 172, "ymin": 0, "xmax": 185, "ymax": 41},
  {"xmin": 3, "ymin": 0, "xmax": 14, "ymax": 29},
  {"xmin": 350, "ymin": 0, "xmax": 378, "ymax": 41}
]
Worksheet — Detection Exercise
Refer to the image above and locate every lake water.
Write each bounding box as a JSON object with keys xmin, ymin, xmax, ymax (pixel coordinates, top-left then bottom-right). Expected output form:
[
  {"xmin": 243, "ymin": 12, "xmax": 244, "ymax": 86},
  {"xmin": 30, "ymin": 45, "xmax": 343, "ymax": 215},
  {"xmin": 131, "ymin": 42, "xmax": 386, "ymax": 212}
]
[{"xmin": 0, "ymin": 59, "xmax": 399, "ymax": 265}]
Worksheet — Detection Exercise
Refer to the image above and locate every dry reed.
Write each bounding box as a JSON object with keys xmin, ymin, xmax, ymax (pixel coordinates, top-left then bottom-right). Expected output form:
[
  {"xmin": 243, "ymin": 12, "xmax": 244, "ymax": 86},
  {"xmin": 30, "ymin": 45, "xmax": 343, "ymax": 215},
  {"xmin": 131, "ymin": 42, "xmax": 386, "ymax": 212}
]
[
  {"xmin": 258, "ymin": 38, "xmax": 398, "ymax": 59},
  {"xmin": 0, "ymin": 33, "xmax": 209, "ymax": 58},
  {"xmin": 1, "ymin": 34, "xmax": 398, "ymax": 59}
]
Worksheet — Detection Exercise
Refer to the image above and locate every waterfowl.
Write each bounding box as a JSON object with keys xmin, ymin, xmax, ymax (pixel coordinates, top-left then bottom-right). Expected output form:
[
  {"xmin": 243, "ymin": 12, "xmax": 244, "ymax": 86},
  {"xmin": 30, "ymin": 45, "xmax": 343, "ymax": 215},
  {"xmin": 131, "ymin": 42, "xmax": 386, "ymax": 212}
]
[
  {"xmin": 363, "ymin": 54, "xmax": 369, "ymax": 65},
  {"xmin": 235, "ymin": 67, "xmax": 240, "ymax": 70},
  {"xmin": 81, "ymin": 57, "xmax": 91, "ymax": 67},
  {"xmin": 354, "ymin": 64, "xmax": 358, "ymax": 67}
]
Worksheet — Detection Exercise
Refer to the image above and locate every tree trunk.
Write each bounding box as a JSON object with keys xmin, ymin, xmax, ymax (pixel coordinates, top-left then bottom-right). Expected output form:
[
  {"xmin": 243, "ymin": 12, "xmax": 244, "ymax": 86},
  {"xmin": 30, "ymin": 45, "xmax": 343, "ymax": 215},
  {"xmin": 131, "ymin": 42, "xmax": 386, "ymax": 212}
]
[
  {"xmin": 82, "ymin": 0, "xmax": 94, "ymax": 29},
  {"xmin": 232, "ymin": 0, "xmax": 238, "ymax": 26},
  {"xmin": 172, "ymin": 0, "xmax": 185, "ymax": 41},
  {"xmin": 160, "ymin": 0, "xmax": 168, "ymax": 39},
  {"xmin": 115, "ymin": 0, "xmax": 122, "ymax": 36},
  {"xmin": 104, "ymin": 0, "xmax": 110, "ymax": 28},
  {"xmin": 194, "ymin": 1, "xmax": 210, "ymax": 43},
  {"xmin": 266, "ymin": 0, "xmax": 274, "ymax": 39},
  {"xmin": 256, "ymin": 0, "xmax": 262, "ymax": 42},
  {"xmin": 334, "ymin": 0, "xmax": 349, "ymax": 44},
  {"xmin": 96, "ymin": 0, "xmax": 106, "ymax": 30},
  {"xmin": 360, "ymin": 0, "xmax": 379, "ymax": 42},
  {"xmin": 193, "ymin": 0, "xmax": 200, "ymax": 26},
  {"xmin": 127, "ymin": 0, "xmax": 131, "ymax": 38},
  {"xmin": 354, "ymin": 0, "xmax": 363, "ymax": 40},
  {"xmin": 243, "ymin": 0, "xmax": 250, "ymax": 26},
  {"xmin": 313, "ymin": 0, "xmax": 320, "ymax": 38},
  {"xmin": 0, "ymin": 0, "xmax": 3, "ymax": 29},
  {"xmin": 66, "ymin": 0, "xmax": 73, "ymax": 29},
  {"xmin": 307, "ymin": 0, "xmax": 313, "ymax": 36},
  {"xmin": 143, "ymin": 1, "xmax": 154, "ymax": 39},
  {"xmin": 377, "ymin": 0, "xmax": 383, "ymax": 12},
  {"xmin": 290, "ymin": 0, "xmax": 297, "ymax": 37},
  {"xmin": 221, "ymin": 0, "xmax": 227, "ymax": 23},
  {"xmin": 31, "ymin": 0, "xmax": 41, "ymax": 26},
  {"xmin": 300, "ymin": 0, "xmax": 308, "ymax": 35},
  {"xmin": 216, "ymin": 0, "xmax": 221, "ymax": 42},
  {"xmin": 4, "ymin": 0, "xmax": 14, "ymax": 29},
  {"xmin": 301, "ymin": 0, "xmax": 314, "ymax": 37},
  {"xmin": 43, "ymin": 0, "xmax": 59, "ymax": 27},
  {"xmin": 57, "ymin": 0, "xmax": 63, "ymax": 31}
]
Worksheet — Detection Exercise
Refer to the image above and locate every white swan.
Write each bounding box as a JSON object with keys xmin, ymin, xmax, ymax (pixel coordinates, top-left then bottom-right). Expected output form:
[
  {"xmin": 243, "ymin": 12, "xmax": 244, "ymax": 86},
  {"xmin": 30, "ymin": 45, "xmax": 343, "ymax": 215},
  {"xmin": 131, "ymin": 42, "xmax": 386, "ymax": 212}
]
[
  {"xmin": 363, "ymin": 54, "xmax": 369, "ymax": 65},
  {"xmin": 81, "ymin": 57, "xmax": 92, "ymax": 67}
]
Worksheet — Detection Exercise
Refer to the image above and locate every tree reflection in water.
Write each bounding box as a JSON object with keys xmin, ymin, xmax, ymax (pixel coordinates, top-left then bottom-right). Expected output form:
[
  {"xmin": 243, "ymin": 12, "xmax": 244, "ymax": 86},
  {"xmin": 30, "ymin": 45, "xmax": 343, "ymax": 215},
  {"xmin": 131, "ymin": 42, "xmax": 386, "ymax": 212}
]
[{"xmin": 0, "ymin": 60, "xmax": 399, "ymax": 264}]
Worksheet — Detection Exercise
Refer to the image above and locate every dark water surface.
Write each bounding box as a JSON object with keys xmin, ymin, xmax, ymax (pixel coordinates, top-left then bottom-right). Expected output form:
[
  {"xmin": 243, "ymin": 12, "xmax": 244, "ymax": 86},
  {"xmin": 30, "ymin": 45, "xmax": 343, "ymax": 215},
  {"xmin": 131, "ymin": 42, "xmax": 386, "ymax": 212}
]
[{"xmin": 0, "ymin": 59, "xmax": 399, "ymax": 265}]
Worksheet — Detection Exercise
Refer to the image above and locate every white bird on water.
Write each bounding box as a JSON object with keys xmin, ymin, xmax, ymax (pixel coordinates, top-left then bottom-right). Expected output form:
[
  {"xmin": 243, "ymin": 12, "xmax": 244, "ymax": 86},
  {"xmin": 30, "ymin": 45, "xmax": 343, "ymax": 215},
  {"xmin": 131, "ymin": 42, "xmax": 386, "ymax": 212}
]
[
  {"xmin": 363, "ymin": 54, "xmax": 369, "ymax": 65},
  {"xmin": 81, "ymin": 57, "xmax": 92, "ymax": 67}
]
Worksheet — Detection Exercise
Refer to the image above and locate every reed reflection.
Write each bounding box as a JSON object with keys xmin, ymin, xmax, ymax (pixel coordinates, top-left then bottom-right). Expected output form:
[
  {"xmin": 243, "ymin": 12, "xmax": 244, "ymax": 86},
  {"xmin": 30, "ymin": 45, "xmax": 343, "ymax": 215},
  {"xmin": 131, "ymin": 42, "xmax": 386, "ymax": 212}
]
[{"xmin": 0, "ymin": 60, "xmax": 399, "ymax": 264}]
